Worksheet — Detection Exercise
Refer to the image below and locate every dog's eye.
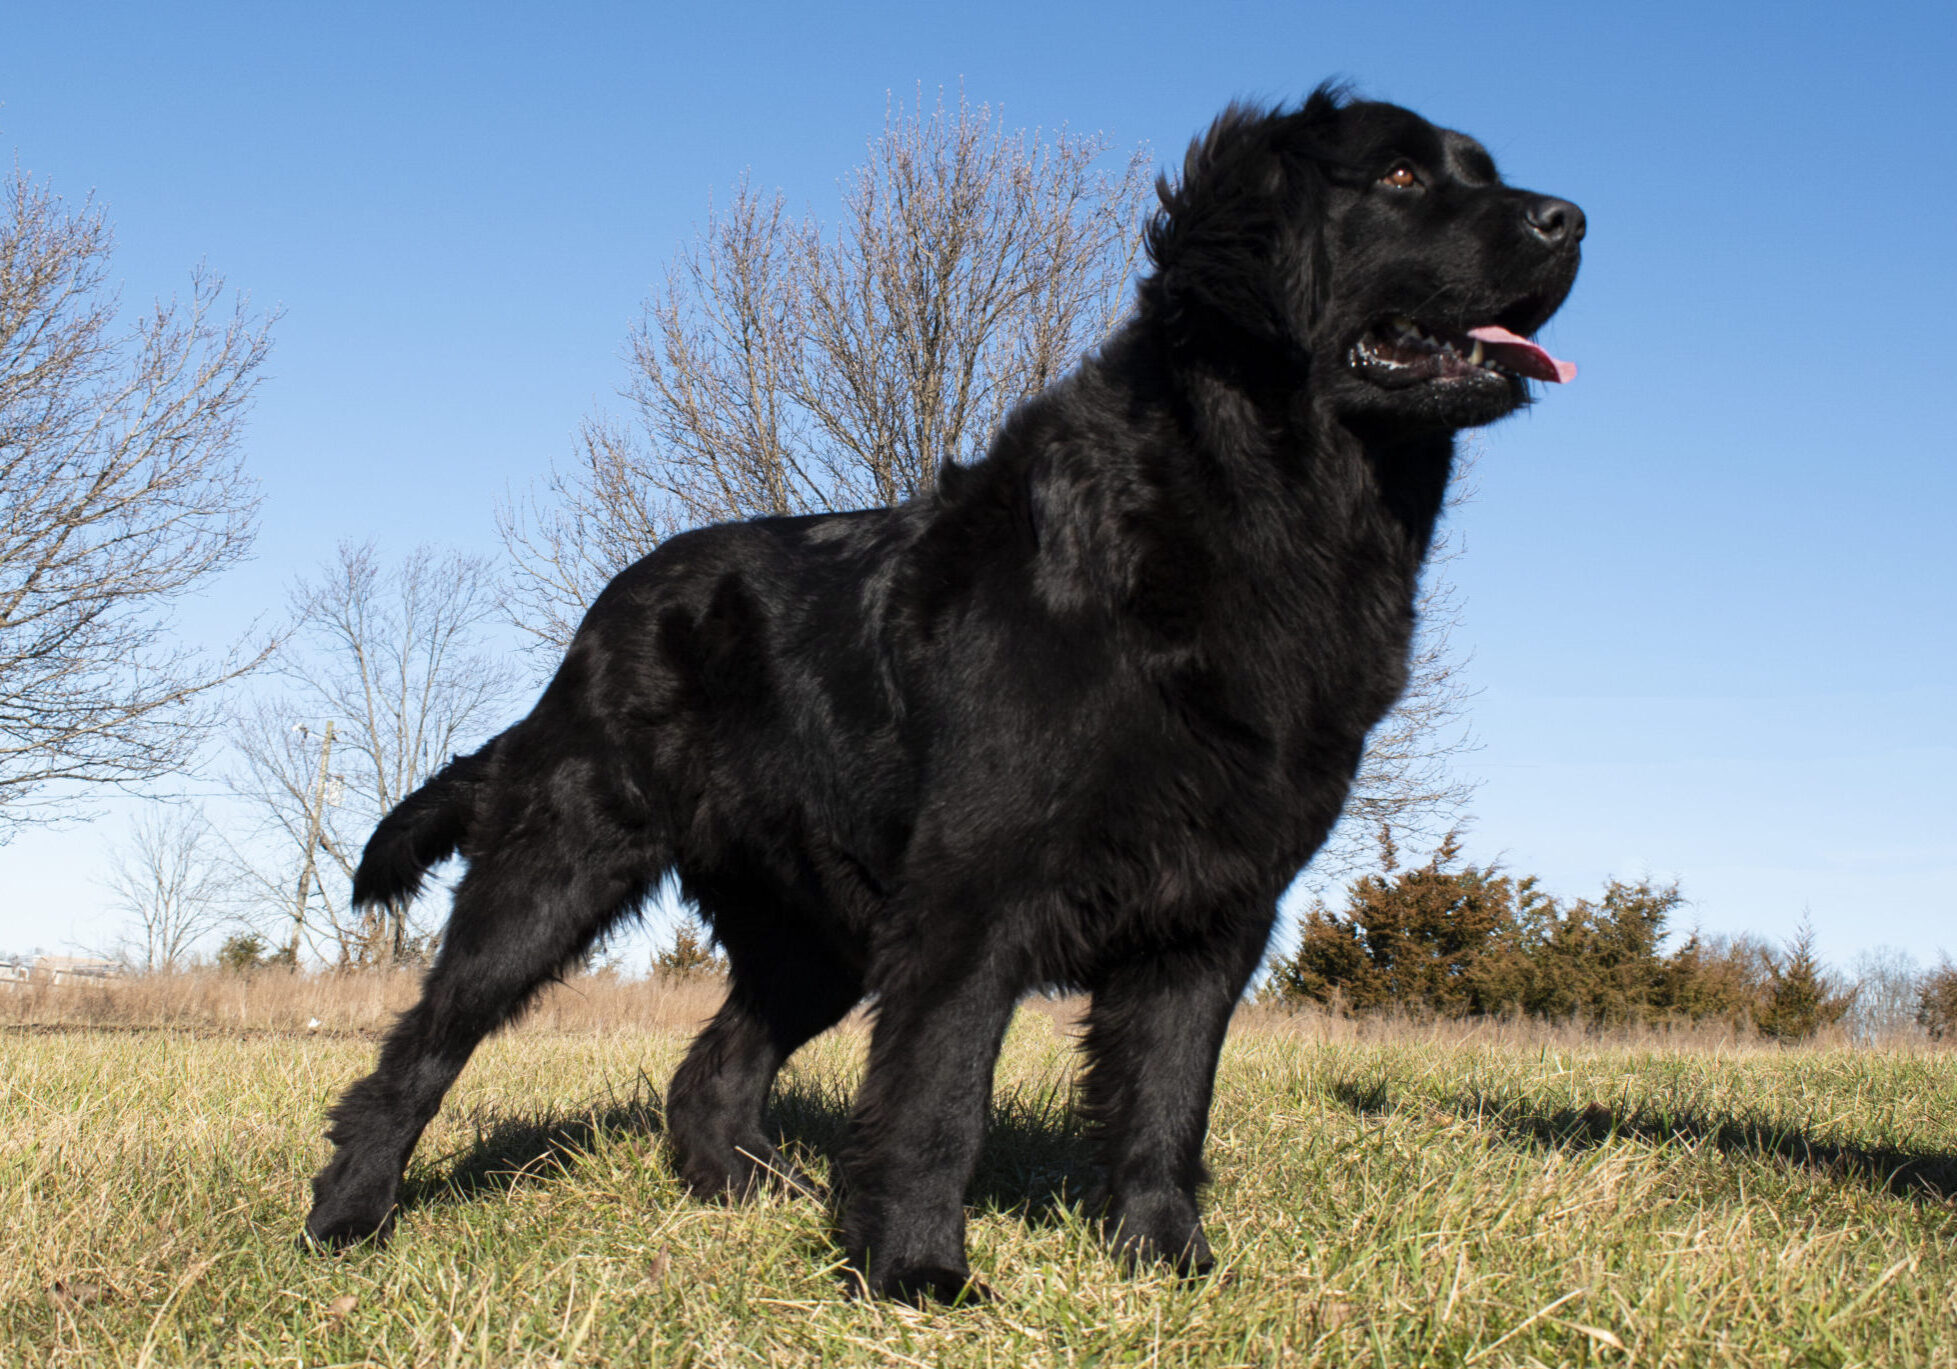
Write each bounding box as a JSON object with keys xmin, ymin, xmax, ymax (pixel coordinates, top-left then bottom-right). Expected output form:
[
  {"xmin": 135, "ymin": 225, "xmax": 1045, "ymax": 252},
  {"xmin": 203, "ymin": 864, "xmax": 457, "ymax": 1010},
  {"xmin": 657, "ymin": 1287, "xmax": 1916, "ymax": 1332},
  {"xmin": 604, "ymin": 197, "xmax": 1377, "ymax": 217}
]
[{"xmin": 1380, "ymin": 163, "xmax": 1419, "ymax": 189}]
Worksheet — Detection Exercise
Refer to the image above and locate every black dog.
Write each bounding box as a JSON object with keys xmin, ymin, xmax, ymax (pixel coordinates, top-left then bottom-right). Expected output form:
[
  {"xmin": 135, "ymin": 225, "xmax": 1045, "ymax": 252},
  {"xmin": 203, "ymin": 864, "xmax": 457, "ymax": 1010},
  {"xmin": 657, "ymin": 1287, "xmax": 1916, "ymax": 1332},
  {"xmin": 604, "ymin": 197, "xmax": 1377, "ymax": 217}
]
[{"xmin": 304, "ymin": 85, "xmax": 1582, "ymax": 1300}]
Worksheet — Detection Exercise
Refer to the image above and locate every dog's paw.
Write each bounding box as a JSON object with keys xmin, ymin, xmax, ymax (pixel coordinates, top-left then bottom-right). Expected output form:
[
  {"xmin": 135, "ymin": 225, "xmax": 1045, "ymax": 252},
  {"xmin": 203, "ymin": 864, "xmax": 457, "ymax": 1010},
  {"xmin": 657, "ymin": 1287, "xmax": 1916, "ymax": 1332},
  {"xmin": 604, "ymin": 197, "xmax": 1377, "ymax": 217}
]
[
  {"xmin": 303, "ymin": 1159, "xmax": 399, "ymax": 1252},
  {"xmin": 679, "ymin": 1138, "xmax": 821, "ymax": 1205},
  {"xmin": 1102, "ymin": 1192, "xmax": 1214, "ymax": 1277},
  {"xmin": 853, "ymin": 1261, "xmax": 993, "ymax": 1306},
  {"xmin": 299, "ymin": 1206, "xmax": 392, "ymax": 1254}
]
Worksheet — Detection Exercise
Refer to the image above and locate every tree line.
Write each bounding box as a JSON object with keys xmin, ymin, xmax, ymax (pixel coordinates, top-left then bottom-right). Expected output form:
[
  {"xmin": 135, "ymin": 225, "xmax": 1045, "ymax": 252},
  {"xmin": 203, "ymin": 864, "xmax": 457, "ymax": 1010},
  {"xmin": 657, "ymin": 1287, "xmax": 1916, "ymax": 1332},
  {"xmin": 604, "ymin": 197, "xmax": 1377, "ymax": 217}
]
[{"xmin": 1264, "ymin": 829, "xmax": 1957, "ymax": 1042}]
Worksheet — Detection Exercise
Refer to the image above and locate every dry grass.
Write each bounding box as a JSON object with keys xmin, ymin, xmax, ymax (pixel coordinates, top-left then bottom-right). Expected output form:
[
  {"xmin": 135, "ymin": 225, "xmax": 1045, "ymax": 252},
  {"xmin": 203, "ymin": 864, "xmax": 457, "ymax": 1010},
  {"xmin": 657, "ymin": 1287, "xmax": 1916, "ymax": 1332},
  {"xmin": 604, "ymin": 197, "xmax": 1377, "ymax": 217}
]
[
  {"xmin": 3, "ymin": 974, "xmax": 1954, "ymax": 1366},
  {"xmin": 0, "ymin": 967, "xmax": 729, "ymax": 1036},
  {"xmin": 1, "ymin": 966, "xmax": 1910, "ymax": 1052}
]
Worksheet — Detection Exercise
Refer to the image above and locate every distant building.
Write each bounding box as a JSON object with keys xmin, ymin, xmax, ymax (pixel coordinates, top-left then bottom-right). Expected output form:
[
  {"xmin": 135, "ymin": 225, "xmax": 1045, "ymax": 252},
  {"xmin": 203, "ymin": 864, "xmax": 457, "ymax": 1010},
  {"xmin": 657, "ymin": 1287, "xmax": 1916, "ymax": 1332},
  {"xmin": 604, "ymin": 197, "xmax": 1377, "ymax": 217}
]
[{"xmin": 31, "ymin": 955, "xmax": 124, "ymax": 986}]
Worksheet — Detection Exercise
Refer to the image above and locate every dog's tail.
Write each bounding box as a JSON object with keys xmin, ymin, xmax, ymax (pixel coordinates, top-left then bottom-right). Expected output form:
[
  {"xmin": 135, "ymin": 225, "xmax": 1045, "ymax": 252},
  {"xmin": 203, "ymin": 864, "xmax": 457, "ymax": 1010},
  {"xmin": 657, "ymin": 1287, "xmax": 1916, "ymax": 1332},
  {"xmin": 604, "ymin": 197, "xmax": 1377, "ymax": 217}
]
[{"xmin": 350, "ymin": 744, "xmax": 496, "ymax": 912}]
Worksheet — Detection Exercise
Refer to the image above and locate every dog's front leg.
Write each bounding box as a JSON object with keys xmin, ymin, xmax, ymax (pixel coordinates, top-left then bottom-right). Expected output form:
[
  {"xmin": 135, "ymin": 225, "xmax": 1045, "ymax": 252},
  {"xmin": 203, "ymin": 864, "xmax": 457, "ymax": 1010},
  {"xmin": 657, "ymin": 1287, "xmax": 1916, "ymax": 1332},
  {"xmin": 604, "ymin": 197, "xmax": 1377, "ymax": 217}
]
[
  {"xmin": 1078, "ymin": 922, "xmax": 1271, "ymax": 1275},
  {"xmin": 838, "ymin": 941, "xmax": 1019, "ymax": 1303}
]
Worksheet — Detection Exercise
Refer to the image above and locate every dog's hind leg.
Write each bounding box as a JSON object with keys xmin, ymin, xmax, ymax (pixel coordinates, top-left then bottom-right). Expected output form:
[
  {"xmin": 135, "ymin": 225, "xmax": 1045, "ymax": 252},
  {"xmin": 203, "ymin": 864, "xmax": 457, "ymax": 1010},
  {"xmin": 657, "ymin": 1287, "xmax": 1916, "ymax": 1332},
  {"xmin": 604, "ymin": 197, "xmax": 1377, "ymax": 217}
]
[
  {"xmin": 1077, "ymin": 919, "xmax": 1272, "ymax": 1276},
  {"xmin": 302, "ymin": 841, "xmax": 652, "ymax": 1249},
  {"xmin": 665, "ymin": 917, "xmax": 862, "ymax": 1201}
]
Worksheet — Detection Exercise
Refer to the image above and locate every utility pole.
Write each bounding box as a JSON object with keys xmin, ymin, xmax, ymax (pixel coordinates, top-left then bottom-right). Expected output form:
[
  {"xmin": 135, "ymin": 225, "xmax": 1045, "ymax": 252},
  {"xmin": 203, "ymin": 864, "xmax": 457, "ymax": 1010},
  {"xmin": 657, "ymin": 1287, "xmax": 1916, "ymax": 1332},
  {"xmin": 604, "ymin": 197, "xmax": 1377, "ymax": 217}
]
[{"xmin": 288, "ymin": 720, "xmax": 336, "ymax": 964}]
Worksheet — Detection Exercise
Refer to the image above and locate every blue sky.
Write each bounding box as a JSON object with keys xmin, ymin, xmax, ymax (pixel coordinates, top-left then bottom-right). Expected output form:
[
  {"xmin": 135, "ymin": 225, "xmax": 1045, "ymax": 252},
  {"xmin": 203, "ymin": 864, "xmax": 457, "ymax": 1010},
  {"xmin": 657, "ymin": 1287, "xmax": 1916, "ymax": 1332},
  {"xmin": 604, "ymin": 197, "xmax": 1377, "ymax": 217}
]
[{"xmin": 2, "ymin": 1, "xmax": 1952, "ymax": 966}]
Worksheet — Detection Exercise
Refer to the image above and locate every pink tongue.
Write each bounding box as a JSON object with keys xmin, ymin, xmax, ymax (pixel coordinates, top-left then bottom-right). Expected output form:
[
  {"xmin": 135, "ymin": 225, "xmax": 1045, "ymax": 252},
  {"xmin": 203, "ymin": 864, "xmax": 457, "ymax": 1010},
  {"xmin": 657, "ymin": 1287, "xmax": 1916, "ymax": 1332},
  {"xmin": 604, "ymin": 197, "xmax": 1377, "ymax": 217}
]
[{"xmin": 1467, "ymin": 326, "xmax": 1577, "ymax": 383}]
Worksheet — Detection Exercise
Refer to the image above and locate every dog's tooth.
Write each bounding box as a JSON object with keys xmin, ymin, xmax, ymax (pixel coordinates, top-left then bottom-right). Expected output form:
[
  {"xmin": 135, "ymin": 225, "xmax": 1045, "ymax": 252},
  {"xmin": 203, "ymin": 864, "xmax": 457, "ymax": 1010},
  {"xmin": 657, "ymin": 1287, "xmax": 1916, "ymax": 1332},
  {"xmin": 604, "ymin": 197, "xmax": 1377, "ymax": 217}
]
[{"xmin": 1469, "ymin": 339, "xmax": 1485, "ymax": 366}]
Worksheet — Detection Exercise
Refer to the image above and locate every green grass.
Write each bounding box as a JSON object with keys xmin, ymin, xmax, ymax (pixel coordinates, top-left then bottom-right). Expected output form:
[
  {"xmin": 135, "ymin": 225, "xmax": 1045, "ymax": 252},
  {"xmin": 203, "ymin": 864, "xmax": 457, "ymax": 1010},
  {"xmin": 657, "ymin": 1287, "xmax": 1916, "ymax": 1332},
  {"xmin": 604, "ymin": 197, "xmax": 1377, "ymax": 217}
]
[{"xmin": 3, "ymin": 1009, "xmax": 1954, "ymax": 1366}]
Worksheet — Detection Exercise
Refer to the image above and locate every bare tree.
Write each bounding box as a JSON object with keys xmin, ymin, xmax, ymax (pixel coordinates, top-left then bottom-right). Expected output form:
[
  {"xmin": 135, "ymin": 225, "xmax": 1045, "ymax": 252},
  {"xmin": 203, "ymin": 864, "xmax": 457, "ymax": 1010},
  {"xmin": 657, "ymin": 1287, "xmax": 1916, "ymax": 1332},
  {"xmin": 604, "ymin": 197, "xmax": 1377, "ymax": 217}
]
[
  {"xmin": 0, "ymin": 165, "xmax": 274, "ymax": 834},
  {"xmin": 101, "ymin": 803, "xmax": 232, "ymax": 970},
  {"xmin": 501, "ymin": 88, "xmax": 1155, "ymax": 646},
  {"xmin": 231, "ymin": 543, "xmax": 519, "ymax": 965},
  {"xmin": 503, "ymin": 88, "xmax": 1480, "ymax": 882},
  {"xmin": 1847, "ymin": 944, "xmax": 1924, "ymax": 1042}
]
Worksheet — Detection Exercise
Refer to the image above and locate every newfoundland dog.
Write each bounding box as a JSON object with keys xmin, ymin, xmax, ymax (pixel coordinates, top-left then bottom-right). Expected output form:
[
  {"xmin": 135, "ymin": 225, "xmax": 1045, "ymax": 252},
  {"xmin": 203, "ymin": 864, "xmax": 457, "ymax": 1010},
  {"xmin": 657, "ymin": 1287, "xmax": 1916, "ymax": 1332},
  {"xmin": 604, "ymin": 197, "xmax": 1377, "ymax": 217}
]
[{"xmin": 304, "ymin": 84, "xmax": 1583, "ymax": 1301}]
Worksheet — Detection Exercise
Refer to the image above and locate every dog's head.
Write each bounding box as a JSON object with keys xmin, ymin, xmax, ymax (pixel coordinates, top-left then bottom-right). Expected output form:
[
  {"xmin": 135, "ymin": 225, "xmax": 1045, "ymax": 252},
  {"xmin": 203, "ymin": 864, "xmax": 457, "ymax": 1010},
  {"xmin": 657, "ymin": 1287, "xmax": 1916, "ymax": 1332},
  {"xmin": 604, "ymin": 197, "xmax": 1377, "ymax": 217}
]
[{"xmin": 1143, "ymin": 85, "xmax": 1583, "ymax": 431}]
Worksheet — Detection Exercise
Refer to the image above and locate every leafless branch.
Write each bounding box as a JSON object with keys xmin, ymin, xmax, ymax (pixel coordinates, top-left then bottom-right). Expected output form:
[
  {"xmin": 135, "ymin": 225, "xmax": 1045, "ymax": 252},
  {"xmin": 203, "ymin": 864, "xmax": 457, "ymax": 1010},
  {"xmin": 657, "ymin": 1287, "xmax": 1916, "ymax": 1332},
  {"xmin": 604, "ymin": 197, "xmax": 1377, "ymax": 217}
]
[
  {"xmin": 100, "ymin": 803, "xmax": 234, "ymax": 970},
  {"xmin": 0, "ymin": 164, "xmax": 274, "ymax": 834},
  {"xmin": 229, "ymin": 543, "xmax": 519, "ymax": 965},
  {"xmin": 499, "ymin": 87, "xmax": 1153, "ymax": 651}
]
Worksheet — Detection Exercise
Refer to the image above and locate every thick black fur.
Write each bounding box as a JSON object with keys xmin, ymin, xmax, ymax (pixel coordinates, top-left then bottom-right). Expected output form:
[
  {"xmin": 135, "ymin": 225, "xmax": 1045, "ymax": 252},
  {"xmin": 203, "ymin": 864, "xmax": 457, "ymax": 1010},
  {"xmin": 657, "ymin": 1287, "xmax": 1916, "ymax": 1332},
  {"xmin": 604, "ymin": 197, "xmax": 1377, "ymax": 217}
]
[{"xmin": 304, "ymin": 86, "xmax": 1582, "ymax": 1300}]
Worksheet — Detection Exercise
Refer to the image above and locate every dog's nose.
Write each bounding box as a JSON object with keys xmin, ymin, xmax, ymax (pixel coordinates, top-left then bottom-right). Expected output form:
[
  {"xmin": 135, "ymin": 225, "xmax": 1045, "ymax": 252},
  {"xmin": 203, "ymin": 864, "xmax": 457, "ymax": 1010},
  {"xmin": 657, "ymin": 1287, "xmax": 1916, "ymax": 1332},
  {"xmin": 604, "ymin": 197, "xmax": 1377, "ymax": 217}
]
[{"xmin": 1525, "ymin": 196, "xmax": 1585, "ymax": 248}]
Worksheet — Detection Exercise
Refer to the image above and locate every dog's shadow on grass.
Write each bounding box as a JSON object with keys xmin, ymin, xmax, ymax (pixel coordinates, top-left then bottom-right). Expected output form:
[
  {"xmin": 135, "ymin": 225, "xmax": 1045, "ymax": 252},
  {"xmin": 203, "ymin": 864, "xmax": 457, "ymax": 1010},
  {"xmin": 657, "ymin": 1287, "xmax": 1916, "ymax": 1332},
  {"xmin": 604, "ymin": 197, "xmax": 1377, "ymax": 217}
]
[
  {"xmin": 398, "ymin": 1071, "xmax": 1096, "ymax": 1228},
  {"xmin": 1332, "ymin": 1079, "xmax": 1957, "ymax": 1210},
  {"xmin": 397, "ymin": 1072, "xmax": 666, "ymax": 1215}
]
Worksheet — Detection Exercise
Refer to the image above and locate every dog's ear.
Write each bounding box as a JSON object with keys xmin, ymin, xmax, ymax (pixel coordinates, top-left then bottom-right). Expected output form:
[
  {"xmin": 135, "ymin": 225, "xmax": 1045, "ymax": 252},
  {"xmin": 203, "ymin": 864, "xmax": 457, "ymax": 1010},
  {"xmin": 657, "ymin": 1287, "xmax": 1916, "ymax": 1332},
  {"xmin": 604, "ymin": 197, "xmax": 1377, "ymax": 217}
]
[{"xmin": 1143, "ymin": 87, "xmax": 1346, "ymax": 350}]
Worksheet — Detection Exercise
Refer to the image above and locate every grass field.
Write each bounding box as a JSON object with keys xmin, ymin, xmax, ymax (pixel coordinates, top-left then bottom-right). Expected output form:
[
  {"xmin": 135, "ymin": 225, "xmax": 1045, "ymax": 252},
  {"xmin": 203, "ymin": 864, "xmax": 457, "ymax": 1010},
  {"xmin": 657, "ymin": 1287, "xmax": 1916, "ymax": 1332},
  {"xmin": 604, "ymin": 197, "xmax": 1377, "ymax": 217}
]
[{"xmin": 3, "ymin": 978, "xmax": 1954, "ymax": 1366}]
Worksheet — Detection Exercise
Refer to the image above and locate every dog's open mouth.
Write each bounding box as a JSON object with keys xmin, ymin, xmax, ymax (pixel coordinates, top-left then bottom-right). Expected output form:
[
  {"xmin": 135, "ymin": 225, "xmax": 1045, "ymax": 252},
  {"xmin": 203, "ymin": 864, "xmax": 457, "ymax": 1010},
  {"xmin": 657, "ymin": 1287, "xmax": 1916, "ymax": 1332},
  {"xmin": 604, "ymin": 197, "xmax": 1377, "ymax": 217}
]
[{"xmin": 1350, "ymin": 317, "xmax": 1576, "ymax": 387}]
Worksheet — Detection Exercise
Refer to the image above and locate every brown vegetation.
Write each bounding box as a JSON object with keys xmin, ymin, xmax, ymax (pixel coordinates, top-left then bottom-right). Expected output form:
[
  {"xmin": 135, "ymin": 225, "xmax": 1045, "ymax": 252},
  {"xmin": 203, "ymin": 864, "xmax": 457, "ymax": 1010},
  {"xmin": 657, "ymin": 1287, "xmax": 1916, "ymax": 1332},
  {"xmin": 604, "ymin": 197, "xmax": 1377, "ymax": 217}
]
[
  {"xmin": 4, "ymin": 962, "xmax": 1913, "ymax": 1060},
  {"xmin": 0, "ymin": 965, "xmax": 728, "ymax": 1036},
  {"xmin": 1919, "ymin": 958, "xmax": 1957, "ymax": 1039}
]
